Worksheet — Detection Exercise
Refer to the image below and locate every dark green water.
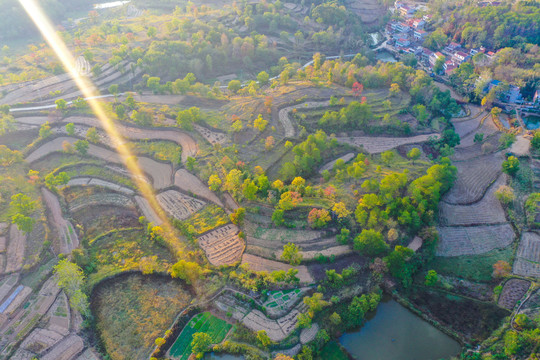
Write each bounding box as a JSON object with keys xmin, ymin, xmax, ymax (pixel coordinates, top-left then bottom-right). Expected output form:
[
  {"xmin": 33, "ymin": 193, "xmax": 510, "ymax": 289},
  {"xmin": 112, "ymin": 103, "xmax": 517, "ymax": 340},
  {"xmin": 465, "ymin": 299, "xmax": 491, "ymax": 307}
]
[{"xmin": 339, "ymin": 299, "xmax": 461, "ymax": 360}]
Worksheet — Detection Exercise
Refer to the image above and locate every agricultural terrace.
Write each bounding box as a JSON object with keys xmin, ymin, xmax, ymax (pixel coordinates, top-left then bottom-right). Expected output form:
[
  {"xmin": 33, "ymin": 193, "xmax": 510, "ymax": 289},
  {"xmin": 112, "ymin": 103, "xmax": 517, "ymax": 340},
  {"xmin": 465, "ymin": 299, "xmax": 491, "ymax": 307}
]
[{"xmin": 168, "ymin": 312, "xmax": 232, "ymax": 360}]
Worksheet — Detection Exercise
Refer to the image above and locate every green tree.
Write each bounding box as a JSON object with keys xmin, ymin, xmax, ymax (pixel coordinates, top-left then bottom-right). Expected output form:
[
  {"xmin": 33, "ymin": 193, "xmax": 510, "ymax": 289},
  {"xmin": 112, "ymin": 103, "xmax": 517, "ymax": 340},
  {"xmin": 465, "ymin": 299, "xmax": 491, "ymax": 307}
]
[
  {"xmin": 169, "ymin": 259, "xmax": 203, "ymax": 285},
  {"xmin": 147, "ymin": 26, "xmax": 157, "ymax": 38},
  {"xmin": 10, "ymin": 193, "xmax": 36, "ymax": 215},
  {"xmin": 425, "ymin": 270, "xmax": 438, "ymax": 286},
  {"xmin": 0, "ymin": 113, "xmax": 15, "ymax": 135},
  {"xmin": 54, "ymin": 259, "xmax": 89, "ymax": 314},
  {"xmin": 281, "ymin": 242, "xmax": 302, "ymax": 265},
  {"xmin": 108, "ymin": 84, "xmax": 119, "ymax": 100},
  {"xmin": 228, "ymin": 80, "xmax": 242, "ymax": 94},
  {"xmin": 407, "ymin": 148, "xmax": 421, "ymax": 163},
  {"xmin": 12, "ymin": 214, "xmax": 35, "ymax": 234},
  {"xmin": 502, "ymin": 156, "xmax": 519, "ymax": 176},
  {"xmin": 74, "ymin": 140, "xmax": 89, "ymax": 155},
  {"xmin": 55, "ymin": 98, "xmax": 68, "ymax": 111},
  {"xmin": 39, "ymin": 121, "xmax": 52, "ymax": 138},
  {"xmin": 531, "ymin": 132, "xmax": 540, "ymax": 151},
  {"xmin": 86, "ymin": 127, "xmax": 99, "ymax": 143},
  {"xmin": 384, "ymin": 246, "xmax": 415, "ymax": 287},
  {"xmin": 191, "ymin": 332, "xmax": 212, "ymax": 359},
  {"xmin": 230, "ymin": 207, "xmax": 246, "ymax": 226},
  {"xmin": 257, "ymin": 71, "xmax": 270, "ymax": 86},
  {"xmin": 354, "ymin": 229, "xmax": 389, "ymax": 257},
  {"xmin": 256, "ymin": 330, "xmax": 272, "ymax": 348},
  {"xmin": 116, "ymin": 104, "xmax": 126, "ymax": 119},
  {"xmin": 272, "ymin": 209, "xmax": 285, "ymax": 226},
  {"xmin": 65, "ymin": 122, "xmax": 75, "ymax": 136}
]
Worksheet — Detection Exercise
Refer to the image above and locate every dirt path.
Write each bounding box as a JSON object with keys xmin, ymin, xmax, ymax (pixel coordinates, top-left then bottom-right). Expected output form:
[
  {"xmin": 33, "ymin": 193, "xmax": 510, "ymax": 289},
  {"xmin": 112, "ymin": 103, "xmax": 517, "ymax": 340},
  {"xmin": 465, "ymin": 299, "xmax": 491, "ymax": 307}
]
[
  {"xmin": 26, "ymin": 137, "xmax": 173, "ymax": 189},
  {"xmin": 41, "ymin": 188, "xmax": 79, "ymax": 255}
]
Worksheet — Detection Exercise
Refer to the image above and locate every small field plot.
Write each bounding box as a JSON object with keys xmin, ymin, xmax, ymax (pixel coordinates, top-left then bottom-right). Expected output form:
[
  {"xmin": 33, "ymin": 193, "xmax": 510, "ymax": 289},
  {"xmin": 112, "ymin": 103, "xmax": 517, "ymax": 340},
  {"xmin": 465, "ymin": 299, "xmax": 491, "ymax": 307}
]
[
  {"xmin": 431, "ymin": 246, "xmax": 513, "ymax": 282},
  {"xmin": 498, "ymin": 279, "xmax": 530, "ymax": 310},
  {"xmin": 168, "ymin": 312, "xmax": 232, "ymax": 360},
  {"xmin": 513, "ymin": 232, "xmax": 540, "ymax": 278},
  {"xmin": 263, "ymin": 288, "xmax": 306, "ymax": 317},
  {"xmin": 439, "ymin": 174, "xmax": 507, "ymax": 226},
  {"xmin": 443, "ymin": 153, "xmax": 503, "ymax": 205},
  {"xmin": 87, "ymin": 229, "xmax": 174, "ymax": 287},
  {"xmin": 335, "ymin": 134, "xmax": 438, "ymax": 154},
  {"xmin": 242, "ymin": 254, "xmax": 314, "ymax": 283},
  {"xmin": 436, "ymin": 224, "xmax": 515, "ymax": 257},
  {"xmin": 157, "ymin": 190, "xmax": 206, "ymax": 220},
  {"xmin": 197, "ymin": 224, "xmax": 245, "ymax": 266},
  {"xmin": 92, "ymin": 274, "xmax": 191, "ymax": 360},
  {"xmin": 179, "ymin": 205, "xmax": 229, "ymax": 235}
]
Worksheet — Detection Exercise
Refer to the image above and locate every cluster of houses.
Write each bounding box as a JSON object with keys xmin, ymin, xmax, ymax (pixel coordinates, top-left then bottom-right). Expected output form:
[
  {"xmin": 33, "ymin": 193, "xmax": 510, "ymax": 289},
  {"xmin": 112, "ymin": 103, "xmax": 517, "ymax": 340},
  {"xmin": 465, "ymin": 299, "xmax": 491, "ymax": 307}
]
[{"xmin": 384, "ymin": 1, "xmax": 534, "ymax": 106}]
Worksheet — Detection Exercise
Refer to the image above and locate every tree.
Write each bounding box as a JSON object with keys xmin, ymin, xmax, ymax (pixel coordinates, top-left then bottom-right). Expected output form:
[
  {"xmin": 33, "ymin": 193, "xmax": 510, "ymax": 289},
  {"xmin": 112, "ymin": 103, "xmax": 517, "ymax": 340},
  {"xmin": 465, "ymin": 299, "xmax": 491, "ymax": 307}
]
[
  {"xmin": 86, "ymin": 127, "xmax": 99, "ymax": 143},
  {"xmin": 274, "ymin": 355, "xmax": 294, "ymax": 360},
  {"xmin": 425, "ymin": 270, "xmax": 438, "ymax": 286},
  {"xmin": 389, "ymin": 83, "xmax": 400, "ymax": 97},
  {"xmin": 254, "ymin": 114, "xmax": 268, "ymax": 132},
  {"xmin": 307, "ymin": 208, "xmax": 331, "ymax": 228},
  {"xmin": 381, "ymin": 150, "xmax": 394, "ymax": 165},
  {"xmin": 228, "ymin": 80, "xmax": 242, "ymax": 94},
  {"xmin": 155, "ymin": 337, "xmax": 166, "ymax": 347},
  {"xmin": 332, "ymin": 202, "xmax": 350, "ymax": 218},
  {"xmin": 531, "ymin": 131, "xmax": 540, "ymax": 151},
  {"xmin": 10, "ymin": 193, "xmax": 36, "ymax": 216},
  {"xmin": 474, "ymin": 133, "xmax": 484, "ymax": 143},
  {"xmin": 208, "ymin": 175, "xmax": 222, "ymax": 192},
  {"xmin": 433, "ymin": 56, "xmax": 445, "ymax": 75},
  {"xmin": 65, "ymin": 122, "xmax": 75, "ymax": 136},
  {"xmin": 170, "ymin": 259, "xmax": 203, "ymax": 285},
  {"xmin": 502, "ymin": 156, "xmax": 519, "ymax": 176},
  {"xmin": 186, "ymin": 156, "xmax": 198, "ymax": 171},
  {"xmin": 297, "ymin": 312, "xmax": 312, "ymax": 328},
  {"xmin": 265, "ymin": 136, "xmax": 275, "ymax": 150},
  {"xmin": 492, "ymin": 260, "xmax": 511, "ymax": 279},
  {"xmin": 191, "ymin": 332, "xmax": 212, "ymax": 358},
  {"xmin": 354, "ymin": 229, "xmax": 388, "ymax": 257},
  {"xmin": 74, "ymin": 140, "xmax": 89, "ymax": 155},
  {"xmin": 147, "ymin": 26, "xmax": 157, "ymax": 38},
  {"xmin": 495, "ymin": 185, "xmax": 515, "ymax": 206},
  {"xmin": 272, "ymin": 209, "xmax": 285, "ymax": 226},
  {"xmin": 39, "ymin": 122, "xmax": 52, "ymax": 138},
  {"xmin": 0, "ymin": 145, "xmax": 22, "ymax": 166},
  {"xmin": 256, "ymin": 330, "xmax": 272, "ymax": 348},
  {"xmin": 54, "ymin": 259, "xmax": 89, "ymax": 314},
  {"xmin": 0, "ymin": 113, "xmax": 15, "ymax": 135},
  {"xmin": 116, "ymin": 104, "xmax": 126, "ymax": 119},
  {"xmin": 12, "ymin": 214, "xmax": 35, "ymax": 234},
  {"xmin": 55, "ymin": 98, "xmax": 68, "ymax": 111},
  {"xmin": 230, "ymin": 208, "xmax": 245, "ymax": 226},
  {"xmin": 108, "ymin": 84, "xmax": 119, "ymax": 100},
  {"xmin": 281, "ymin": 242, "xmax": 302, "ymax": 265},
  {"xmin": 407, "ymin": 148, "xmax": 421, "ymax": 163},
  {"xmin": 257, "ymin": 71, "xmax": 270, "ymax": 86},
  {"xmin": 231, "ymin": 120, "xmax": 243, "ymax": 133}
]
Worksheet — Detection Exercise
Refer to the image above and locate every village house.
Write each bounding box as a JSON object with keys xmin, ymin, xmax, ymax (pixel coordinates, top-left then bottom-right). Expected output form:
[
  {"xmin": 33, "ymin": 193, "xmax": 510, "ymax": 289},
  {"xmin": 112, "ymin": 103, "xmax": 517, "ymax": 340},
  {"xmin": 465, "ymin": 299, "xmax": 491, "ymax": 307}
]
[{"xmin": 429, "ymin": 51, "xmax": 445, "ymax": 66}]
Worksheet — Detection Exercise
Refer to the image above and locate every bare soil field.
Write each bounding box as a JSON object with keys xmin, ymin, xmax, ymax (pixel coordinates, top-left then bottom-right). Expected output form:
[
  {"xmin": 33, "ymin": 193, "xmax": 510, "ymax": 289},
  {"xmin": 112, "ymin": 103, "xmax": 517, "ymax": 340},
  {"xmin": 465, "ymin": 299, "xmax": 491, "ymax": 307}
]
[
  {"xmin": 436, "ymin": 224, "xmax": 515, "ymax": 257},
  {"xmin": 443, "ymin": 153, "xmax": 504, "ymax": 205},
  {"xmin": 319, "ymin": 152, "xmax": 355, "ymax": 173},
  {"xmin": 242, "ymin": 254, "xmax": 314, "ymax": 283},
  {"xmin": 61, "ymin": 177, "xmax": 135, "ymax": 195},
  {"xmin": 439, "ymin": 174, "xmax": 507, "ymax": 226},
  {"xmin": 174, "ymin": 169, "xmax": 223, "ymax": 206},
  {"xmin": 193, "ymin": 124, "xmax": 227, "ymax": 145},
  {"xmin": 42, "ymin": 188, "xmax": 79, "ymax": 255},
  {"xmin": 344, "ymin": 0, "xmax": 387, "ymax": 24},
  {"xmin": 68, "ymin": 193, "xmax": 135, "ymax": 213},
  {"xmin": 198, "ymin": 224, "xmax": 245, "ymax": 266},
  {"xmin": 156, "ymin": 190, "xmax": 206, "ymax": 221},
  {"xmin": 3, "ymin": 225, "xmax": 26, "ymax": 274},
  {"xmin": 134, "ymin": 196, "xmax": 163, "ymax": 226},
  {"xmin": 335, "ymin": 134, "xmax": 439, "ymax": 154},
  {"xmin": 498, "ymin": 279, "xmax": 530, "ymax": 310},
  {"xmin": 513, "ymin": 232, "xmax": 540, "ymax": 278}
]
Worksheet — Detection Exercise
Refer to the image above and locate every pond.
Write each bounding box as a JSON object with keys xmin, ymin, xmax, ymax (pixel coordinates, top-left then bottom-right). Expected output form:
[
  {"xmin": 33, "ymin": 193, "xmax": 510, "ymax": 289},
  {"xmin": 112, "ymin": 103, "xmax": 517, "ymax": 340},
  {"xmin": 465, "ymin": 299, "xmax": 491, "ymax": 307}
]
[
  {"xmin": 376, "ymin": 50, "xmax": 397, "ymax": 63},
  {"xmin": 205, "ymin": 353, "xmax": 244, "ymax": 360},
  {"xmin": 524, "ymin": 115, "xmax": 540, "ymax": 130},
  {"xmin": 339, "ymin": 299, "xmax": 461, "ymax": 360}
]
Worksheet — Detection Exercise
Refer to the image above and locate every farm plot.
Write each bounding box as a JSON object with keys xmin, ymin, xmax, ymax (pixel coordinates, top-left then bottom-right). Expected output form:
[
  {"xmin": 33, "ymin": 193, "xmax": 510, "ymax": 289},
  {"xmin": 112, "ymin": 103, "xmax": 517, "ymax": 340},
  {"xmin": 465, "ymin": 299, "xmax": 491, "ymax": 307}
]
[
  {"xmin": 198, "ymin": 224, "xmax": 245, "ymax": 266},
  {"xmin": 242, "ymin": 254, "xmax": 314, "ymax": 283},
  {"xmin": 45, "ymin": 292, "xmax": 70, "ymax": 336},
  {"xmin": 168, "ymin": 312, "xmax": 232, "ymax": 360},
  {"xmin": 513, "ymin": 232, "xmax": 540, "ymax": 278},
  {"xmin": 157, "ymin": 190, "xmax": 206, "ymax": 220},
  {"xmin": 193, "ymin": 124, "xmax": 227, "ymax": 145},
  {"xmin": 457, "ymin": 115, "xmax": 498, "ymax": 149},
  {"xmin": 498, "ymin": 279, "xmax": 530, "ymax": 310},
  {"xmin": 42, "ymin": 188, "xmax": 79, "ymax": 255},
  {"xmin": 19, "ymin": 328, "xmax": 64, "ymax": 355},
  {"xmin": 40, "ymin": 334, "xmax": 84, "ymax": 360},
  {"xmin": 453, "ymin": 116, "xmax": 483, "ymax": 139},
  {"xmin": 242, "ymin": 302, "xmax": 304, "ymax": 342},
  {"xmin": 443, "ymin": 153, "xmax": 503, "ymax": 205},
  {"xmin": 68, "ymin": 193, "xmax": 134, "ymax": 213},
  {"xmin": 93, "ymin": 274, "xmax": 192, "ymax": 360},
  {"xmin": 335, "ymin": 134, "xmax": 439, "ymax": 154},
  {"xmin": 3, "ymin": 225, "xmax": 27, "ymax": 274},
  {"xmin": 436, "ymin": 224, "xmax": 515, "ymax": 257},
  {"xmin": 61, "ymin": 177, "xmax": 135, "ymax": 195},
  {"xmin": 214, "ymin": 292, "xmax": 251, "ymax": 321},
  {"xmin": 279, "ymin": 100, "xmax": 331, "ymax": 138},
  {"xmin": 263, "ymin": 288, "xmax": 306, "ymax": 318},
  {"xmin": 439, "ymin": 174, "xmax": 507, "ymax": 226},
  {"xmin": 174, "ymin": 169, "xmax": 223, "ymax": 207}
]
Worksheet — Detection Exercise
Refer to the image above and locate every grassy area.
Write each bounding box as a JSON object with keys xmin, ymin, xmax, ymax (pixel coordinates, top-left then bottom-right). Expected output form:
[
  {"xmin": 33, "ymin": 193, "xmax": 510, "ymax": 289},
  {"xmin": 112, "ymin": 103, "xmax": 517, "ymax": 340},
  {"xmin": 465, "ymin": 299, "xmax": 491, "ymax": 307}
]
[
  {"xmin": 58, "ymin": 163, "xmax": 136, "ymax": 189},
  {"xmin": 127, "ymin": 140, "xmax": 182, "ymax": 164},
  {"xmin": 169, "ymin": 312, "xmax": 232, "ymax": 360},
  {"xmin": 316, "ymin": 341, "xmax": 350, "ymax": 360},
  {"xmin": 93, "ymin": 273, "xmax": 192, "ymax": 360},
  {"xmin": 180, "ymin": 205, "xmax": 229, "ymax": 235},
  {"xmin": 430, "ymin": 245, "xmax": 514, "ymax": 282},
  {"xmin": 87, "ymin": 229, "xmax": 174, "ymax": 288}
]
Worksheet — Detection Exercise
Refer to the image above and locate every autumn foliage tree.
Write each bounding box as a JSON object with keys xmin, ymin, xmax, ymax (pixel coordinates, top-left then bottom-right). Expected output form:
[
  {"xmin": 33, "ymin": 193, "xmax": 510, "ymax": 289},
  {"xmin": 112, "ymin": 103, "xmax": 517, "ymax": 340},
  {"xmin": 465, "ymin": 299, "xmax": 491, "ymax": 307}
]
[
  {"xmin": 492, "ymin": 260, "xmax": 511, "ymax": 279},
  {"xmin": 307, "ymin": 208, "xmax": 331, "ymax": 228}
]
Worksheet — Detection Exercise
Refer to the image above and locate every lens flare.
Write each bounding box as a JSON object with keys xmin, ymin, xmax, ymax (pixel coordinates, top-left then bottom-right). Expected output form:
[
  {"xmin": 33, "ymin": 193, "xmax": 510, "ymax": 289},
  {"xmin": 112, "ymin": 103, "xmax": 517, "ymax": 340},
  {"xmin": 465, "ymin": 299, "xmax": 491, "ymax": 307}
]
[{"xmin": 18, "ymin": 0, "xmax": 182, "ymax": 255}]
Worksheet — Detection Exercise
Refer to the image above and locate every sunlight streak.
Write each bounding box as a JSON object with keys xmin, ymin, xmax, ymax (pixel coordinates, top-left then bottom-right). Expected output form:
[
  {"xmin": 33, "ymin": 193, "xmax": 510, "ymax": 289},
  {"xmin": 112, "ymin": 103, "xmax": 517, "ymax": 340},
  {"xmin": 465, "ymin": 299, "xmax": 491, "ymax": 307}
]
[{"xmin": 19, "ymin": 0, "xmax": 182, "ymax": 255}]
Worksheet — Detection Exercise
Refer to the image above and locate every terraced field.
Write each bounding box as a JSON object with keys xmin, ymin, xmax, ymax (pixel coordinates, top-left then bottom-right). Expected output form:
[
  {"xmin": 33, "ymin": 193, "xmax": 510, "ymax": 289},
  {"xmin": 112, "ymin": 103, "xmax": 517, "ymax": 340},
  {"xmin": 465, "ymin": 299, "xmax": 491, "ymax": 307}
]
[
  {"xmin": 436, "ymin": 224, "xmax": 515, "ymax": 257},
  {"xmin": 242, "ymin": 254, "xmax": 314, "ymax": 283},
  {"xmin": 168, "ymin": 312, "xmax": 232, "ymax": 360},
  {"xmin": 498, "ymin": 279, "xmax": 530, "ymax": 310},
  {"xmin": 197, "ymin": 224, "xmax": 245, "ymax": 266},
  {"xmin": 513, "ymin": 232, "xmax": 540, "ymax": 278},
  {"xmin": 335, "ymin": 134, "xmax": 439, "ymax": 154},
  {"xmin": 439, "ymin": 174, "xmax": 507, "ymax": 226},
  {"xmin": 156, "ymin": 190, "xmax": 206, "ymax": 220},
  {"xmin": 443, "ymin": 153, "xmax": 503, "ymax": 205}
]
